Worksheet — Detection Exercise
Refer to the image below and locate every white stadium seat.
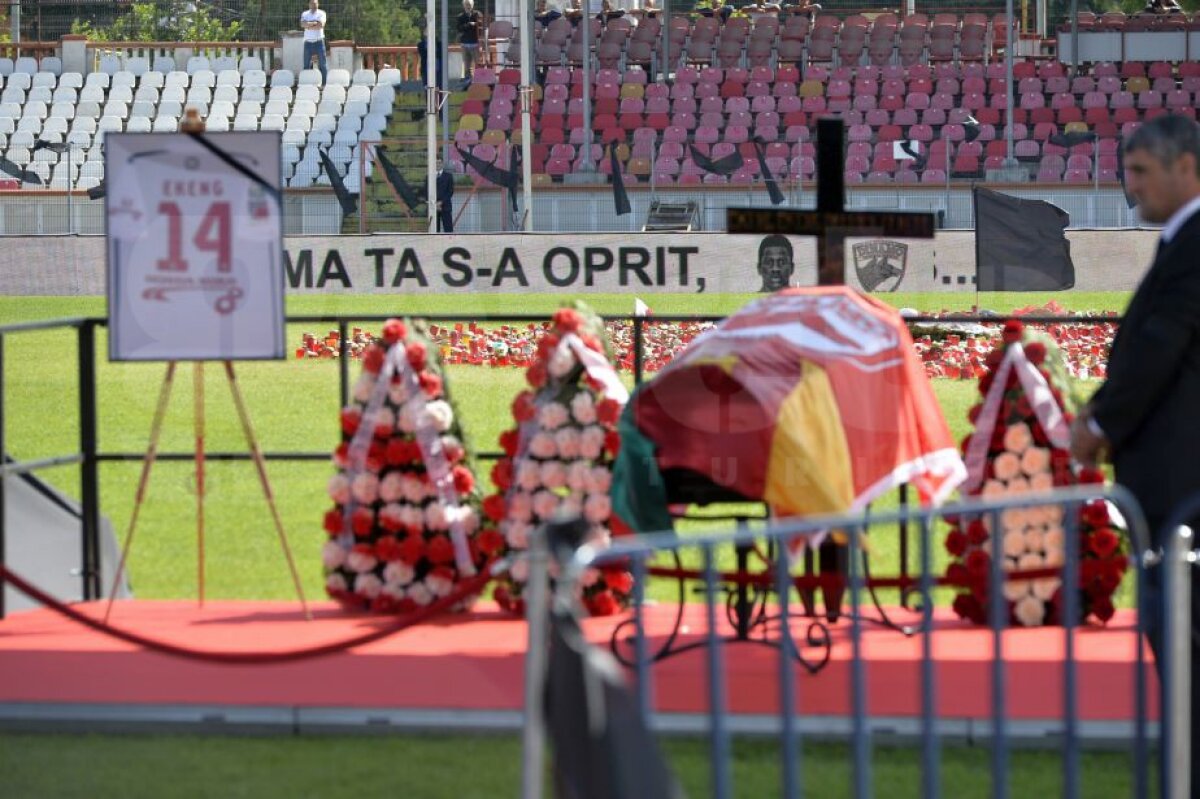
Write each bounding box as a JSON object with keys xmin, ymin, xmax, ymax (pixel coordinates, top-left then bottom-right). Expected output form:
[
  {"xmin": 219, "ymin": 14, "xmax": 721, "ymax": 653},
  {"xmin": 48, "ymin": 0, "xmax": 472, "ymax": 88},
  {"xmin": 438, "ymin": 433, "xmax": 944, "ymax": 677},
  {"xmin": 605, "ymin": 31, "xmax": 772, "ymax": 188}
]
[
  {"xmin": 0, "ymin": 59, "xmax": 13, "ymax": 77},
  {"xmin": 154, "ymin": 56, "xmax": 177, "ymax": 73},
  {"xmin": 326, "ymin": 69, "xmax": 351, "ymax": 87},
  {"xmin": 15, "ymin": 57, "xmax": 39, "ymax": 75},
  {"xmin": 270, "ymin": 69, "xmax": 295, "ymax": 88},
  {"xmin": 31, "ymin": 72, "xmax": 56, "ymax": 89},
  {"xmin": 346, "ymin": 85, "xmax": 371, "ymax": 104},
  {"xmin": 38, "ymin": 57, "xmax": 63, "ymax": 77},
  {"xmin": 243, "ymin": 70, "xmax": 267, "ymax": 88},
  {"xmin": 6, "ymin": 72, "xmax": 29, "ymax": 91},
  {"xmin": 212, "ymin": 56, "xmax": 238, "ymax": 72},
  {"xmin": 241, "ymin": 85, "xmax": 266, "ymax": 104},
  {"xmin": 377, "ymin": 67, "xmax": 402, "ymax": 85},
  {"xmin": 164, "ymin": 72, "xmax": 189, "ymax": 90},
  {"xmin": 295, "ymin": 85, "xmax": 320, "ymax": 104},
  {"xmin": 186, "ymin": 57, "xmax": 211, "ymax": 74},
  {"xmin": 110, "ymin": 72, "xmax": 136, "ymax": 90},
  {"xmin": 58, "ymin": 72, "xmax": 83, "ymax": 89},
  {"xmin": 126, "ymin": 116, "xmax": 152, "ymax": 133},
  {"xmin": 75, "ymin": 101, "xmax": 100, "ymax": 119},
  {"xmin": 191, "ymin": 69, "xmax": 215, "ymax": 88},
  {"xmin": 352, "ymin": 69, "xmax": 376, "ymax": 86},
  {"xmin": 125, "ymin": 57, "xmax": 150, "ymax": 77},
  {"xmin": 233, "ymin": 116, "xmax": 259, "ymax": 131},
  {"xmin": 140, "ymin": 71, "xmax": 165, "ymax": 89},
  {"xmin": 213, "ymin": 85, "xmax": 239, "ymax": 104},
  {"xmin": 153, "ymin": 117, "xmax": 178, "ymax": 132},
  {"xmin": 260, "ymin": 114, "xmax": 285, "ymax": 131},
  {"xmin": 50, "ymin": 102, "xmax": 75, "ymax": 120},
  {"xmin": 297, "ymin": 70, "xmax": 323, "ymax": 86},
  {"xmin": 240, "ymin": 56, "xmax": 264, "ymax": 73},
  {"xmin": 217, "ymin": 69, "xmax": 241, "ymax": 87}
]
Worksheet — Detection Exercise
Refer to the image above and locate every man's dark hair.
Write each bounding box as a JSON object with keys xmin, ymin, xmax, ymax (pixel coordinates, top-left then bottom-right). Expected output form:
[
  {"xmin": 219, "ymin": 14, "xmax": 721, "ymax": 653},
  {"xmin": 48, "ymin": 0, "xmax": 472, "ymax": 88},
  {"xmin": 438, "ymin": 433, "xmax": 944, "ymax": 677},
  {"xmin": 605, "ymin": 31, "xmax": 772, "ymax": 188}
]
[
  {"xmin": 1124, "ymin": 114, "xmax": 1200, "ymax": 176},
  {"xmin": 757, "ymin": 234, "xmax": 792, "ymax": 264}
]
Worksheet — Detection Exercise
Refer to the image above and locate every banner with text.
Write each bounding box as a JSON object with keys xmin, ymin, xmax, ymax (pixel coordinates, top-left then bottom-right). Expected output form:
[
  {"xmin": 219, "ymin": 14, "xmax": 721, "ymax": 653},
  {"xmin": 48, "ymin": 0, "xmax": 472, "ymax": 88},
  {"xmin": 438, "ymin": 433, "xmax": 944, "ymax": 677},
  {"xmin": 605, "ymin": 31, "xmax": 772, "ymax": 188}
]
[{"xmin": 0, "ymin": 231, "xmax": 1160, "ymax": 297}]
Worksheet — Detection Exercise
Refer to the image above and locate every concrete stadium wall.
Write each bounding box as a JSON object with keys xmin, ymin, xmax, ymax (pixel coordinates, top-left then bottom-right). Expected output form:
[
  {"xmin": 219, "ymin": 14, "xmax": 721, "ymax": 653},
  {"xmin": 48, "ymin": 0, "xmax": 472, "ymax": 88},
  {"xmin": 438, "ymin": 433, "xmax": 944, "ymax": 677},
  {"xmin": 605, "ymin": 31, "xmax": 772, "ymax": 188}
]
[{"xmin": 0, "ymin": 230, "xmax": 1158, "ymax": 297}]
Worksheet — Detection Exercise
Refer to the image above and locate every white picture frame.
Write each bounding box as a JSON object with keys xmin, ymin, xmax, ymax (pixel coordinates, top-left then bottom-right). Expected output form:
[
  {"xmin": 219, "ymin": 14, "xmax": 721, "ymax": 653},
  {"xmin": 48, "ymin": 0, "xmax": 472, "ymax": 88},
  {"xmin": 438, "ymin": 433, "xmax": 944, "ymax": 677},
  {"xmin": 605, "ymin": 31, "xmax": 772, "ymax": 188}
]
[{"xmin": 106, "ymin": 131, "xmax": 285, "ymax": 361}]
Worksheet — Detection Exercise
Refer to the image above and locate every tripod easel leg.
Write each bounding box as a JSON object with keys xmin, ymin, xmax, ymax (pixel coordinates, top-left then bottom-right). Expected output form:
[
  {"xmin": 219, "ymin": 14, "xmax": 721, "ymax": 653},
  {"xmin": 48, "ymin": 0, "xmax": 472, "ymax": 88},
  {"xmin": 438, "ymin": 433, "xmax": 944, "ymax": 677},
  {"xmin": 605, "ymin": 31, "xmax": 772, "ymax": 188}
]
[
  {"xmin": 223, "ymin": 361, "xmax": 311, "ymax": 620},
  {"xmin": 194, "ymin": 362, "xmax": 206, "ymax": 607},
  {"xmin": 104, "ymin": 361, "xmax": 178, "ymax": 623}
]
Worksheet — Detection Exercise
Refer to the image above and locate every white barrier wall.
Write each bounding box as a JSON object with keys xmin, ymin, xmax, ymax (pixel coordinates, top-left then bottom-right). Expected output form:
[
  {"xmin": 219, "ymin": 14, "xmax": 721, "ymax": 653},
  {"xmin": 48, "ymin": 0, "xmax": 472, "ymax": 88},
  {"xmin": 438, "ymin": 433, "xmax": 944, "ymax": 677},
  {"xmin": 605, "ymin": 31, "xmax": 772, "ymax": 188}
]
[{"xmin": 0, "ymin": 230, "xmax": 1160, "ymax": 296}]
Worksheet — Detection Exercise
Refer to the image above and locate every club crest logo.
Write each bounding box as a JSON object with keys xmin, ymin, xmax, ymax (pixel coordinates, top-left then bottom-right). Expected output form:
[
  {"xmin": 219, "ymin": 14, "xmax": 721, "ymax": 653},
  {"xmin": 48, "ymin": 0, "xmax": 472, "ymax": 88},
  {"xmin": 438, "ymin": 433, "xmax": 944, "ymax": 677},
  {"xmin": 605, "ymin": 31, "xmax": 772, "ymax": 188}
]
[{"xmin": 852, "ymin": 240, "xmax": 908, "ymax": 292}]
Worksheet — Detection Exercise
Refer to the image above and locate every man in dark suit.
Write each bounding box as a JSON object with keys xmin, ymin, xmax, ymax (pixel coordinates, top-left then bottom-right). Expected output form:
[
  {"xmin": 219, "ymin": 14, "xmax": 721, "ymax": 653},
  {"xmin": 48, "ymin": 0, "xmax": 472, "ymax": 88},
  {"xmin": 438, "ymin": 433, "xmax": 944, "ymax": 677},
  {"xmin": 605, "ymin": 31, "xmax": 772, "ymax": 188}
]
[
  {"xmin": 435, "ymin": 159, "xmax": 455, "ymax": 232},
  {"xmin": 1071, "ymin": 113, "xmax": 1200, "ymax": 794}
]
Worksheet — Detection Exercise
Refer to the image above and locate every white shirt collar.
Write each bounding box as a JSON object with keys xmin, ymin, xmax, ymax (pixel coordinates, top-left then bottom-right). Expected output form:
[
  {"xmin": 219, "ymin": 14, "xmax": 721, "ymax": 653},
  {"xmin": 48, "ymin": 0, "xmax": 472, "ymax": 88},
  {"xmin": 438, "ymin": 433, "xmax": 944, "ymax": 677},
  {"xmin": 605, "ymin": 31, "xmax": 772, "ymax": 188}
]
[{"xmin": 1160, "ymin": 192, "xmax": 1200, "ymax": 244}]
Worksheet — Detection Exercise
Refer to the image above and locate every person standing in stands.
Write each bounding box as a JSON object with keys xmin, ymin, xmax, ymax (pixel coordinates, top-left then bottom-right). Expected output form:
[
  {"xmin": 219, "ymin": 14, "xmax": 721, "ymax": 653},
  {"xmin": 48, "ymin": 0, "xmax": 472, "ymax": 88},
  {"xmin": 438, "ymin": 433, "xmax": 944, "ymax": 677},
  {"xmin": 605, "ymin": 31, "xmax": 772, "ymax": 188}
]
[
  {"xmin": 300, "ymin": 0, "xmax": 327, "ymax": 84},
  {"xmin": 457, "ymin": 0, "xmax": 484, "ymax": 82},
  {"xmin": 535, "ymin": 0, "xmax": 563, "ymax": 26},
  {"xmin": 436, "ymin": 159, "xmax": 455, "ymax": 232},
  {"xmin": 1070, "ymin": 113, "xmax": 1200, "ymax": 797},
  {"xmin": 417, "ymin": 18, "xmax": 443, "ymax": 91}
]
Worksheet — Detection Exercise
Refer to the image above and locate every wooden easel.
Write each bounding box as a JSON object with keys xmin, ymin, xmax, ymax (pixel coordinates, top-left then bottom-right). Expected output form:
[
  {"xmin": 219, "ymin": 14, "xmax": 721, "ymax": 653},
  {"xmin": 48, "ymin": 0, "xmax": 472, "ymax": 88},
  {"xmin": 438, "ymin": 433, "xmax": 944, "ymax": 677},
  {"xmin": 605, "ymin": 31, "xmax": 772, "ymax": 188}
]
[{"xmin": 103, "ymin": 110, "xmax": 310, "ymax": 622}]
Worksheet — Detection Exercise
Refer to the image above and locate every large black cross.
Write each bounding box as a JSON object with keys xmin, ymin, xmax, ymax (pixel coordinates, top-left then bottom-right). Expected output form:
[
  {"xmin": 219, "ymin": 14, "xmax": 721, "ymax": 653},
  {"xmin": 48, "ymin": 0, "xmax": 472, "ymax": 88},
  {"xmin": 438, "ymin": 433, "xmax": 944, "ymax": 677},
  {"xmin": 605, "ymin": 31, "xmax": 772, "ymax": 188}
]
[{"xmin": 728, "ymin": 118, "xmax": 937, "ymax": 285}]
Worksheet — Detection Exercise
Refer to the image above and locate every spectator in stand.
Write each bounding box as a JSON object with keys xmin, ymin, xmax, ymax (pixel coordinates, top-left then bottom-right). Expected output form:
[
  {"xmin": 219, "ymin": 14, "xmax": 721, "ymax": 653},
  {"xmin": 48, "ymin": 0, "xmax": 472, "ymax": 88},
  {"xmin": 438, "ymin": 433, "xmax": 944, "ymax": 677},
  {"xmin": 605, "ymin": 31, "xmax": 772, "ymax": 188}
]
[
  {"xmin": 416, "ymin": 18, "xmax": 443, "ymax": 91},
  {"xmin": 436, "ymin": 159, "xmax": 455, "ymax": 232},
  {"xmin": 637, "ymin": 0, "xmax": 660, "ymax": 19},
  {"xmin": 564, "ymin": 0, "xmax": 584, "ymax": 26},
  {"xmin": 1144, "ymin": 0, "xmax": 1183, "ymax": 13},
  {"xmin": 457, "ymin": 0, "xmax": 484, "ymax": 81},
  {"xmin": 300, "ymin": 0, "xmax": 327, "ymax": 84},
  {"xmin": 696, "ymin": 0, "xmax": 733, "ymax": 22},
  {"xmin": 744, "ymin": 0, "xmax": 782, "ymax": 15},
  {"xmin": 783, "ymin": 0, "xmax": 821, "ymax": 18},
  {"xmin": 535, "ymin": 0, "xmax": 563, "ymax": 26},
  {"xmin": 597, "ymin": 0, "xmax": 627, "ymax": 23}
]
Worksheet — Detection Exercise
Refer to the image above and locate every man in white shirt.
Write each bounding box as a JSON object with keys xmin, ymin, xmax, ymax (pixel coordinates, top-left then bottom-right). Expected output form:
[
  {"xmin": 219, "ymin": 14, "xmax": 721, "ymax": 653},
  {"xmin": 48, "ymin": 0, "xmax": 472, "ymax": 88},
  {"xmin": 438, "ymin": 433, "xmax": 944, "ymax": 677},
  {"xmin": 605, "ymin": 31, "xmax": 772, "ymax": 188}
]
[{"xmin": 300, "ymin": 0, "xmax": 328, "ymax": 84}]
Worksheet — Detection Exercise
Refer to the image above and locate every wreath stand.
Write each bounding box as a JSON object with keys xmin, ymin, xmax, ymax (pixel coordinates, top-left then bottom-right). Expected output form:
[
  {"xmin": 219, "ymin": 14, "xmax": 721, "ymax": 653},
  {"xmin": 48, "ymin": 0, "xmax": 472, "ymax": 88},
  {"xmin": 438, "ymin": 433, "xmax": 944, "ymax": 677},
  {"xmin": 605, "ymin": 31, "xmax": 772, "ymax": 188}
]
[{"xmin": 608, "ymin": 468, "xmax": 923, "ymax": 675}]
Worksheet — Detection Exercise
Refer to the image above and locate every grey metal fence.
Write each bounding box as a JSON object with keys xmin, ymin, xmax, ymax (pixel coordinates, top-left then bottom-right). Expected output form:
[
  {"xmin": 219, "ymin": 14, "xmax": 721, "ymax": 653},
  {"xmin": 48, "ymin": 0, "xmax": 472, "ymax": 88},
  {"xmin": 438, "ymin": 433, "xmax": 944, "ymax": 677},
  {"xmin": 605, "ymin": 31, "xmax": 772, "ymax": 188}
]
[{"xmin": 521, "ymin": 484, "xmax": 1193, "ymax": 798}]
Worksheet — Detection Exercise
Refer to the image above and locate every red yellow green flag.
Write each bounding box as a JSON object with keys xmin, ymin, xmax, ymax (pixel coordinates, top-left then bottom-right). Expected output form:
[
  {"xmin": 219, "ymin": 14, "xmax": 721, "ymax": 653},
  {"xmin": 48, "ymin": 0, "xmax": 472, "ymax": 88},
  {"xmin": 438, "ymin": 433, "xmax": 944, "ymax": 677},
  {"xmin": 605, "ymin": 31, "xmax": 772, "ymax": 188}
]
[{"xmin": 611, "ymin": 287, "xmax": 966, "ymax": 532}]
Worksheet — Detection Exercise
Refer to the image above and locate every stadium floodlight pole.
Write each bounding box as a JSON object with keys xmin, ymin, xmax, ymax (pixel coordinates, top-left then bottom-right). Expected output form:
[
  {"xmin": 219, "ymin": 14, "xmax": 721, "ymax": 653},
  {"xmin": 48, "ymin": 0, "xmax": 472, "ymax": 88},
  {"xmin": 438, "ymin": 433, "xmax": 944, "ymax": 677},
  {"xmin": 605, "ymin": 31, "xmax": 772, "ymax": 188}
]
[
  {"xmin": 442, "ymin": 0, "xmax": 451, "ymax": 162},
  {"xmin": 427, "ymin": 0, "xmax": 438, "ymax": 233},
  {"xmin": 661, "ymin": 0, "xmax": 670, "ymax": 82},
  {"xmin": 581, "ymin": 7, "xmax": 594, "ymax": 172},
  {"xmin": 1070, "ymin": 0, "xmax": 1079, "ymax": 79},
  {"xmin": 1004, "ymin": 0, "xmax": 1016, "ymax": 169},
  {"xmin": 520, "ymin": 0, "xmax": 534, "ymax": 230}
]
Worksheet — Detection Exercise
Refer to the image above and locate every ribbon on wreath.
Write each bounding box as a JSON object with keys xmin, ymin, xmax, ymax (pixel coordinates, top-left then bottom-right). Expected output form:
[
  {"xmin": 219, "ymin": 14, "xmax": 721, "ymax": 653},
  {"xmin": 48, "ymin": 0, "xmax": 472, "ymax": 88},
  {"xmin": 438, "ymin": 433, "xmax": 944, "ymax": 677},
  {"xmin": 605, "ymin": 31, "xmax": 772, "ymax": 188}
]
[
  {"xmin": 342, "ymin": 341, "xmax": 476, "ymax": 576},
  {"xmin": 962, "ymin": 340, "xmax": 1072, "ymax": 493}
]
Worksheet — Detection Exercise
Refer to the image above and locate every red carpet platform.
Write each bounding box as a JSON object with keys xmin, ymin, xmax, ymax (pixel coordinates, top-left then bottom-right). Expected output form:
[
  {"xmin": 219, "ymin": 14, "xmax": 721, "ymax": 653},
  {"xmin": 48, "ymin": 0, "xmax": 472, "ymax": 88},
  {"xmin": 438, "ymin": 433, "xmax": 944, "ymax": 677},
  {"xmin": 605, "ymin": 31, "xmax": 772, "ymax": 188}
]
[{"xmin": 0, "ymin": 600, "xmax": 1158, "ymax": 739}]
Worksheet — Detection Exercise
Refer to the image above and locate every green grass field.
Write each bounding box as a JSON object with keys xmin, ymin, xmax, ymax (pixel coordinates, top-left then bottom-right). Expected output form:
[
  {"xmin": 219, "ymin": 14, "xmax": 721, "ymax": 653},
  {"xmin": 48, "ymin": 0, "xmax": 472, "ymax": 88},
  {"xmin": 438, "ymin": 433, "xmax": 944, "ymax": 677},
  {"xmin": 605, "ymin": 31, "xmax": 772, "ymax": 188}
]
[{"xmin": 0, "ymin": 291, "xmax": 1139, "ymax": 798}]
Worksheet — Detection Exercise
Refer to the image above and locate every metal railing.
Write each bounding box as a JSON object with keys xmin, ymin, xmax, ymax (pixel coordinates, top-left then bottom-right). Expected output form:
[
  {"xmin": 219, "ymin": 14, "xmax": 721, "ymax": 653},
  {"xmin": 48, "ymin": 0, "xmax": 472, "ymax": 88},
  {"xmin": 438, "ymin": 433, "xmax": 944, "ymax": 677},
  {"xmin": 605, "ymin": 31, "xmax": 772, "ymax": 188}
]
[{"xmin": 522, "ymin": 484, "xmax": 1200, "ymax": 799}]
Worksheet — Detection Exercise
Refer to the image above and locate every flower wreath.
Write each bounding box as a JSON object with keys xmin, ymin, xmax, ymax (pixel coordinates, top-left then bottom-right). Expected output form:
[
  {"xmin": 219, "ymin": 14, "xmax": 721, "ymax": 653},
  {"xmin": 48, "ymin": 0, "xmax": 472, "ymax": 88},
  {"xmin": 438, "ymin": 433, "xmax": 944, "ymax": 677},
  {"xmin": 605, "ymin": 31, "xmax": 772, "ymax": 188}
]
[
  {"xmin": 944, "ymin": 320, "xmax": 1128, "ymax": 627},
  {"xmin": 322, "ymin": 318, "xmax": 489, "ymax": 614},
  {"xmin": 481, "ymin": 303, "xmax": 635, "ymax": 616}
]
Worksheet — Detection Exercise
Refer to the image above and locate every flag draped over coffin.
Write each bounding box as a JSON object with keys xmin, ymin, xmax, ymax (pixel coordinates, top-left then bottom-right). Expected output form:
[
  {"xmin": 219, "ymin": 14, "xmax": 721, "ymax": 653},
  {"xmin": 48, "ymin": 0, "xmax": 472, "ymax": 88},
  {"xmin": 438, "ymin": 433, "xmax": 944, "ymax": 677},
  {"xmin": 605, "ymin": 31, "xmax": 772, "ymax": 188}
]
[{"xmin": 611, "ymin": 287, "xmax": 967, "ymax": 533}]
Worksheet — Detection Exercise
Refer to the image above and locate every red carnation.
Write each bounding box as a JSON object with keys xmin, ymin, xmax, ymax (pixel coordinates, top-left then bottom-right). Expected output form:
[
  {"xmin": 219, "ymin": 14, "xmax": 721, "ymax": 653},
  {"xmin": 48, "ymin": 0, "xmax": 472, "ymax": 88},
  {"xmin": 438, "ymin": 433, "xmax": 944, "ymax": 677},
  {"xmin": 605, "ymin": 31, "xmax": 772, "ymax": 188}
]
[
  {"xmin": 979, "ymin": 372, "xmax": 994, "ymax": 395},
  {"xmin": 596, "ymin": 398, "xmax": 622, "ymax": 426},
  {"xmin": 379, "ymin": 509, "xmax": 405, "ymax": 534},
  {"xmin": 363, "ymin": 345, "xmax": 385, "ymax": 374},
  {"xmin": 351, "ymin": 507, "xmax": 375, "ymax": 537},
  {"xmin": 1014, "ymin": 393, "xmax": 1033, "ymax": 418},
  {"xmin": 537, "ymin": 333, "xmax": 561, "ymax": 359},
  {"xmin": 1091, "ymin": 595, "xmax": 1116, "ymax": 623},
  {"xmin": 365, "ymin": 442, "xmax": 387, "ymax": 473},
  {"xmin": 398, "ymin": 535, "xmax": 425, "ymax": 565},
  {"xmin": 965, "ymin": 549, "xmax": 991, "ymax": 579},
  {"xmin": 1096, "ymin": 570, "xmax": 1122, "ymax": 594},
  {"xmin": 952, "ymin": 593, "xmax": 985, "ymax": 624},
  {"xmin": 967, "ymin": 403, "xmax": 983, "ymax": 424},
  {"xmin": 340, "ymin": 407, "xmax": 361, "ymax": 436},
  {"xmin": 477, "ymin": 527, "xmax": 505, "ymax": 556},
  {"xmin": 526, "ymin": 361, "xmax": 548, "ymax": 388},
  {"xmin": 333, "ymin": 442, "xmax": 350, "ymax": 465},
  {"xmin": 493, "ymin": 584, "xmax": 513, "ymax": 610},
  {"xmin": 1081, "ymin": 500, "xmax": 1110, "ymax": 528},
  {"xmin": 1024, "ymin": 341, "xmax": 1047, "ymax": 365},
  {"xmin": 442, "ymin": 436, "xmax": 465, "ymax": 463},
  {"xmin": 452, "ymin": 464, "xmax": 475, "ymax": 494},
  {"xmin": 552, "ymin": 308, "xmax": 584, "ymax": 333},
  {"xmin": 984, "ymin": 349, "xmax": 1004, "ymax": 370},
  {"xmin": 604, "ymin": 569, "xmax": 634, "ymax": 595},
  {"xmin": 406, "ymin": 341, "xmax": 428, "ymax": 371},
  {"xmin": 945, "ymin": 562, "xmax": 969, "ymax": 586},
  {"xmin": 419, "ymin": 372, "xmax": 443, "ymax": 398},
  {"xmin": 491, "ymin": 459, "xmax": 513, "ymax": 491},
  {"xmin": 323, "ymin": 509, "xmax": 344, "ymax": 535},
  {"xmin": 427, "ymin": 534, "xmax": 456, "ymax": 564},
  {"xmin": 604, "ymin": 429, "xmax": 621, "ymax": 456},
  {"xmin": 482, "ymin": 493, "xmax": 507, "ymax": 522},
  {"xmin": 512, "ymin": 391, "xmax": 537, "ymax": 422},
  {"xmin": 374, "ymin": 535, "xmax": 403, "ymax": 561},
  {"xmin": 385, "ymin": 438, "xmax": 411, "ymax": 466},
  {"xmin": 945, "ymin": 529, "xmax": 968, "ymax": 557},
  {"xmin": 586, "ymin": 589, "xmax": 620, "ymax": 616},
  {"xmin": 1001, "ymin": 319, "xmax": 1024, "ymax": 344},
  {"xmin": 580, "ymin": 333, "xmax": 603, "ymax": 353},
  {"xmin": 499, "ymin": 429, "xmax": 520, "ymax": 457},
  {"xmin": 381, "ymin": 318, "xmax": 407, "ymax": 345},
  {"xmin": 1031, "ymin": 422, "xmax": 1049, "ymax": 445},
  {"xmin": 967, "ymin": 518, "xmax": 989, "ymax": 545},
  {"xmin": 1077, "ymin": 467, "xmax": 1105, "ymax": 485}
]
